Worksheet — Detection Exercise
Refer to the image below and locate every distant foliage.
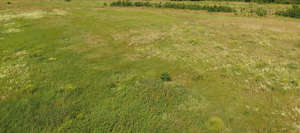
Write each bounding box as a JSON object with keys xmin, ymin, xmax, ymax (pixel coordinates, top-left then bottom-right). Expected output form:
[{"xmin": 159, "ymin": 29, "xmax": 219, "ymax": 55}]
[
  {"xmin": 206, "ymin": 5, "xmax": 235, "ymax": 12},
  {"xmin": 134, "ymin": 1, "xmax": 152, "ymax": 7},
  {"xmin": 110, "ymin": 1, "xmax": 235, "ymax": 13},
  {"xmin": 170, "ymin": 0, "xmax": 300, "ymax": 4},
  {"xmin": 64, "ymin": 0, "xmax": 72, "ymax": 2},
  {"xmin": 255, "ymin": 7, "xmax": 268, "ymax": 16},
  {"xmin": 276, "ymin": 5, "xmax": 300, "ymax": 18}
]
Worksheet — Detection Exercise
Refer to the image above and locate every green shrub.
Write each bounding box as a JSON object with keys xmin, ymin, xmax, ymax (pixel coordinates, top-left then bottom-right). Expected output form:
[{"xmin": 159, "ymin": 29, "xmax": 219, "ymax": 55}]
[
  {"xmin": 207, "ymin": 5, "xmax": 234, "ymax": 12},
  {"xmin": 290, "ymin": 79, "xmax": 299, "ymax": 86},
  {"xmin": 107, "ymin": 83, "xmax": 117, "ymax": 89},
  {"xmin": 276, "ymin": 5, "xmax": 300, "ymax": 18},
  {"xmin": 170, "ymin": 0, "xmax": 300, "ymax": 4},
  {"xmin": 160, "ymin": 72, "xmax": 172, "ymax": 81},
  {"xmin": 153, "ymin": 2, "xmax": 163, "ymax": 8},
  {"xmin": 111, "ymin": 0, "xmax": 133, "ymax": 7},
  {"xmin": 64, "ymin": 0, "xmax": 72, "ymax": 2}
]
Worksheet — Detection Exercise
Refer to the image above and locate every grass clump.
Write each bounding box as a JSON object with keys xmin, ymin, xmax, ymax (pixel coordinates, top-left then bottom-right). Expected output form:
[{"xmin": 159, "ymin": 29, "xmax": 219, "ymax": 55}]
[
  {"xmin": 205, "ymin": 116, "xmax": 225, "ymax": 132},
  {"xmin": 56, "ymin": 84, "xmax": 78, "ymax": 96},
  {"xmin": 255, "ymin": 7, "xmax": 268, "ymax": 16},
  {"xmin": 29, "ymin": 50, "xmax": 44, "ymax": 58},
  {"xmin": 287, "ymin": 63, "xmax": 297, "ymax": 69},
  {"xmin": 21, "ymin": 84, "xmax": 37, "ymax": 94},
  {"xmin": 1, "ymin": 56, "xmax": 11, "ymax": 62},
  {"xmin": 160, "ymin": 72, "xmax": 172, "ymax": 81},
  {"xmin": 295, "ymin": 41, "xmax": 300, "ymax": 47}
]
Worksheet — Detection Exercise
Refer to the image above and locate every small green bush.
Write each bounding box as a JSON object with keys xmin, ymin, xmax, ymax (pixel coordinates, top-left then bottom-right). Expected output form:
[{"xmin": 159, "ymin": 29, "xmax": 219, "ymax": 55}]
[
  {"xmin": 170, "ymin": 0, "xmax": 300, "ymax": 4},
  {"xmin": 160, "ymin": 72, "xmax": 172, "ymax": 81},
  {"xmin": 64, "ymin": 0, "xmax": 72, "ymax": 2},
  {"xmin": 107, "ymin": 83, "xmax": 117, "ymax": 89}
]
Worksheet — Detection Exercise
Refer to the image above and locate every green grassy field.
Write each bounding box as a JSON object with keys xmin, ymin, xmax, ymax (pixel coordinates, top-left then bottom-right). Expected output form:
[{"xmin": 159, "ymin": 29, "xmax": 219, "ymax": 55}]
[{"xmin": 1, "ymin": 0, "xmax": 300, "ymax": 132}]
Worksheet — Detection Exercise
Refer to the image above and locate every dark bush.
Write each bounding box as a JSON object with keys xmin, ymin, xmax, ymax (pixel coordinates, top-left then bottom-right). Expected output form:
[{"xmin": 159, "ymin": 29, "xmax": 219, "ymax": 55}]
[
  {"xmin": 160, "ymin": 72, "xmax": 172, "ymax": 81},
  {"xmin": 206, "ymin": 5, "xmax": 234, "ymax": 12},
  {"xmin": 276, "ymin": 5, "xmax": 300, "ymax": 18},
  {"xmin": 170, "ymin": 0, "xmax": 300, "ymax": 4},
  {"xmin": 153, "ymin": 2, "xmax": 163, "ymax": 8},
  {"xmin": 65, "ymin": 0, "xmax": 72, "ymax": 2}
]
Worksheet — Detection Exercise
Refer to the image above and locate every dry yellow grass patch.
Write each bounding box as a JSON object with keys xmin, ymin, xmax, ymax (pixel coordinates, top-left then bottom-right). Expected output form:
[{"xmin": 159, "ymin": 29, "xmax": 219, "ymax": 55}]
[
  {"xmin": 114, "ymin": 29, "xmax": 167, "ymax": 46},
  {"xmin": 51, "ymin": 9, "xmax": 67, "ymax": 16},
  {"xmin": 0, "ymin": 11, "xmax": 46, "ymax": 21},
  {"xmin": 0, "ymin": 51, "xmax": 32, "ymax": 101},
  {"xmin": 65, "ymin": 34, "xmax": 106, "ymax": 53},
  {"xmin": 0, "ymin": 9, "xmax": 68, "ymax": 22}
]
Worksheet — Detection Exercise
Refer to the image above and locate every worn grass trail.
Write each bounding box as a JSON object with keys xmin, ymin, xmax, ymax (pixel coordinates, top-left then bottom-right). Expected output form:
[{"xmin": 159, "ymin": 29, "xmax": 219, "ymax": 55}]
[{"xmin": 1, "ymin": 0, "xmax": 300, "ymax": 132}]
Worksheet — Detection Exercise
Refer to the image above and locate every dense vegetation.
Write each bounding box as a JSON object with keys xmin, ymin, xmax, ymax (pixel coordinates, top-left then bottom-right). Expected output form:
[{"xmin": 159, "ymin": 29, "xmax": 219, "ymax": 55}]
[
  {"xmin": 276, "ymin": 5, "xmax": 300, "ymax": 18},
  {"xmin": 110, "ymin": 1, "xmax": 235, "ymax": 12},
  {"xmin": 170, "ymin": 0, "xmax": 300, "ymax": 4},
  {"xmin": 110, "ymin": 0, "xmax": 300, "ymax": 18}
]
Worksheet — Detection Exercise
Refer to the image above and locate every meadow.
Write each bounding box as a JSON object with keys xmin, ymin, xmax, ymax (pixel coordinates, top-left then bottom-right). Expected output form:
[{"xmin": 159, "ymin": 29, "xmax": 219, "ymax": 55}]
[{"xmin": 0, "ymin": 0, "xmax": 300, "ymax": 132}]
